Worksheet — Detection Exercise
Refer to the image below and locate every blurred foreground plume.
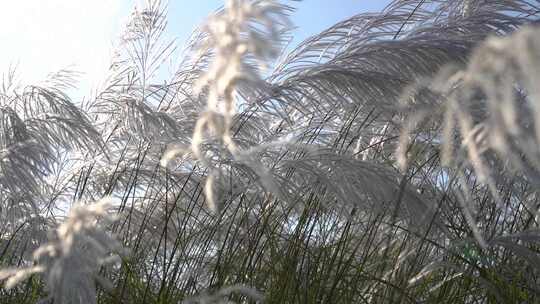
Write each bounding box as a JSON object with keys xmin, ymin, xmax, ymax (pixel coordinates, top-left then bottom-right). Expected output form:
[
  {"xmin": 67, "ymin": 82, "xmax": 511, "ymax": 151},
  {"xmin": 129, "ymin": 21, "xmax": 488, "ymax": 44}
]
[{"xmin": 0, "ymin": 198, "xmax": 126, "ymax": 304}]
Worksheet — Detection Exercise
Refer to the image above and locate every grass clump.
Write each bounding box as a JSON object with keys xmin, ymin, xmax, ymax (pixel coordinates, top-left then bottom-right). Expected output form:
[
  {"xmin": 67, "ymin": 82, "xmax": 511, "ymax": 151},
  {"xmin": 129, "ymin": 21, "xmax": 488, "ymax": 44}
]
[{"xmin": 1, "ymin": 0, "xmax": 540, "ymax": 303}]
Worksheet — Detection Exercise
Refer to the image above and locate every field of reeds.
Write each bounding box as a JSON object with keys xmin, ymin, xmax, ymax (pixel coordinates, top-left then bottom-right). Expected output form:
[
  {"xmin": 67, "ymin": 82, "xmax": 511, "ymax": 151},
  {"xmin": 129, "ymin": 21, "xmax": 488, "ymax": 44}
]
[{"xmin": 0, "ymin": 0, "xmax": 540, "ymax": 303}]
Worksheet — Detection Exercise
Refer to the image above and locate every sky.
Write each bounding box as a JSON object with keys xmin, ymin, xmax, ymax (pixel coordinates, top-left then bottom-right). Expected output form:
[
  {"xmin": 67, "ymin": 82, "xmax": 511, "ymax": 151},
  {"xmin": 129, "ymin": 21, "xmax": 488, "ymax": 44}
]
[
  {"xmin": 0, "ymin": 0, "xmax": 391, "ymax": 97},
  {"xmin": 0, "ymin": 0, "xmax": 127, "ymax": 89}
]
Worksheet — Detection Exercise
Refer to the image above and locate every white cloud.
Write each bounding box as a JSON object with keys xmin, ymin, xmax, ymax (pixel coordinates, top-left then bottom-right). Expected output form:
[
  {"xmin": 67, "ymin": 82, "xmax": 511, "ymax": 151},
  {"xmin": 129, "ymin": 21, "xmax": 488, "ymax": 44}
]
[{"xmin": 0, "ymin": 0, "xmax": 129, "ymax": 93}]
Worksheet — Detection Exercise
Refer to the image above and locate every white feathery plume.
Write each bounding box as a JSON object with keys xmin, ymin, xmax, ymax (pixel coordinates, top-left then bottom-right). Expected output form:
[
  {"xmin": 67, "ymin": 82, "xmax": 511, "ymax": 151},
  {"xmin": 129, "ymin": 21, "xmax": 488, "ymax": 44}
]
[
  {"xmin": 162, "ymin": 0, "xmax": 290, "ymax": 212},
  {"xmin": 397, "ymin": 25, "xmax": 540, "ymax": 247},
  {"xmin": 0, "ymin": 198, "xmax": 126, "ymax": 304}
]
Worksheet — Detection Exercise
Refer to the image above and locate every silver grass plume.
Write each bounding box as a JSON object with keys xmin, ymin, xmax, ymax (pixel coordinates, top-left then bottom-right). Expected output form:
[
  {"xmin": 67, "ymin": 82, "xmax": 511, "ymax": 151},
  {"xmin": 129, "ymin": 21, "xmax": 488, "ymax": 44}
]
[
  {"xmin": 398, "ymin": 25, "xmax": 540, "ymax": 246},
  {"xmin": 92, "ymin": 0, "xmax": 178, "ymax": 142},
  {"xmin": 162, "ymin": 0, "xmax": 291, "ymax": 212},
  {"xmin": 0, "ymin": 198, "xmax": 126, "ymax": 304},
  {"xmin": 0, "ymin": 69, "xmax": 102, "ymax": 200}
]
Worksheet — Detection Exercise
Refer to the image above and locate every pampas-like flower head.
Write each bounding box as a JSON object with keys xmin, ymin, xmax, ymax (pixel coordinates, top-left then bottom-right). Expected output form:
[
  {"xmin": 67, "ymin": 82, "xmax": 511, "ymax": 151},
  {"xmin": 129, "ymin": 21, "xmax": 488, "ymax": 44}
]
[
  {"xmin": 0, "ymin": 198, "xmax": 126, "ymax": 304},
  {"xmin": 163, "ymin": 0, "xmax": 291, "ymax": 212}
]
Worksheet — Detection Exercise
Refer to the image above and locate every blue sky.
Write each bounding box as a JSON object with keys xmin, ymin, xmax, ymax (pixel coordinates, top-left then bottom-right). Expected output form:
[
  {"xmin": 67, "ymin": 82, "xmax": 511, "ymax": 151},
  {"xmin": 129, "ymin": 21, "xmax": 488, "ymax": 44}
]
[
  {"xmin": 166, "ymin": 1, "xmax": 391, "ymax": 51},
  {"xmin": 0, "ymin": 0, "xmax": 391, "ymax": 95}
]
